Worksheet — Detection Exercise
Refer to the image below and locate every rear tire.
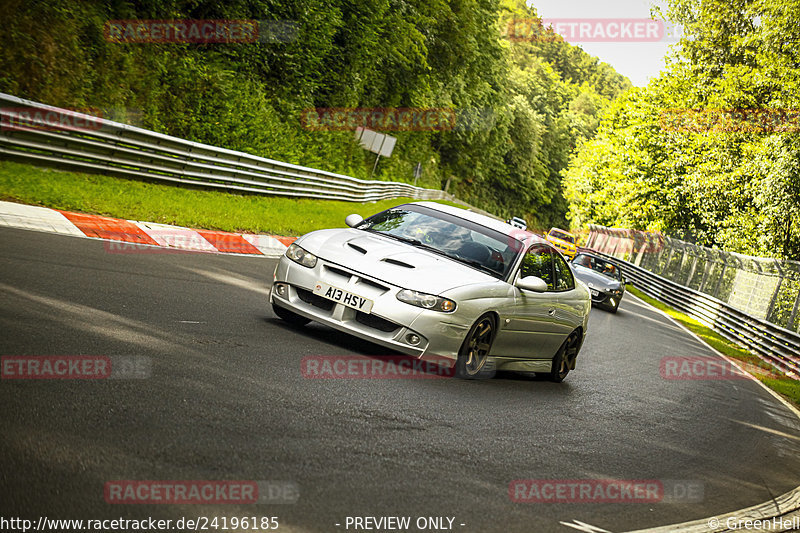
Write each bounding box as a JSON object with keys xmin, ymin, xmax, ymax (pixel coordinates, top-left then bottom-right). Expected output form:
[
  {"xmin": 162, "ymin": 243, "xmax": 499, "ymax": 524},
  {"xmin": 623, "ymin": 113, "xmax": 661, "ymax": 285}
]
[
  {"xmin": 455, "ymin": 314, "xmax": 497, "ymax": 379},
  {"xmin": 548, "ymin": 331, "xmax": 581, "ymax": 382},
  {"xmin": 272, "ymin": 303, "xmax": 310, "ymax": 326}
]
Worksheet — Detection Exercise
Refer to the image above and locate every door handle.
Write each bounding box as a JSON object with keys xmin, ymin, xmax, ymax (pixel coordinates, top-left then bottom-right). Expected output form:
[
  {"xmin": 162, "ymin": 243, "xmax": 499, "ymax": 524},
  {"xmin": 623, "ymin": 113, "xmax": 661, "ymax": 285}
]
[{"xmin": 548, "ymin": 308, "xmax": 556, "ymax": 316}]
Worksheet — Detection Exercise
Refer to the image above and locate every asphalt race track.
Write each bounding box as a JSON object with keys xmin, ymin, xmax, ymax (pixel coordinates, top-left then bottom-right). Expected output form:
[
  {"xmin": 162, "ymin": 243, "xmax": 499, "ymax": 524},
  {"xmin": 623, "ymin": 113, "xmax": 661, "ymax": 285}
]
[{"xmin": 2, "ymin": 227, "xmax": 800, "ymax": 532}]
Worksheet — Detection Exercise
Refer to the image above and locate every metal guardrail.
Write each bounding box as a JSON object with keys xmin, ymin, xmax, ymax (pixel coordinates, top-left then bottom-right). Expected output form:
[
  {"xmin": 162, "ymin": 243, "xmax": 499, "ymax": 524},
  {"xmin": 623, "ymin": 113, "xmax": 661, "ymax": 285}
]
[
  {"xmin": 0, "ymin": 93, "xmax": 454, "ymax": 204},
  {"xmin": 586, "ymin": 225, "xmax": 800, "ymax": 332},
  {"xmin": 585, "ymin": 229, "xmax": 800, "ymax": 379}
]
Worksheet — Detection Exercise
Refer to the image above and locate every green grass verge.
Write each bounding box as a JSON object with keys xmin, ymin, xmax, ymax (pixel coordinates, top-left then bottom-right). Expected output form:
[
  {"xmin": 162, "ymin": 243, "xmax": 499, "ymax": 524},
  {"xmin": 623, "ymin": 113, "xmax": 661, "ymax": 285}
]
[
  {"xmin": 0, "ymin": 160, "xmax": 462, "ymax": 236},
  {"xmin": 628, "ymin": 286, "xmax": 800, "ymax": 408}
]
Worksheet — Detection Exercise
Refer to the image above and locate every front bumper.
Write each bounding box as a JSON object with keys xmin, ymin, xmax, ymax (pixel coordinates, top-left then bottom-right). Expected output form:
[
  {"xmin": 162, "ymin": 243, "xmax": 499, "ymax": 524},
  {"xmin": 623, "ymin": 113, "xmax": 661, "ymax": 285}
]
[
  {"xmin": 547, "ymin": 240, "xmax": 577, "ymax": 258},
  {"xmin": 589, "ymin": 289, "xmax": 623, "ymax": 309},
  {"xmin": 270, "ymin": 255, "xmax": 472, "ymax": 361}
]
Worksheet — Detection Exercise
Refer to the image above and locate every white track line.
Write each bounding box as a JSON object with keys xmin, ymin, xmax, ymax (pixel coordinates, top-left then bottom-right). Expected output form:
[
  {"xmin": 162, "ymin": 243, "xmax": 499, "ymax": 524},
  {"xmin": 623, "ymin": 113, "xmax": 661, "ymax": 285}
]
[
  {"xmin": 134, "ymin": 221, "xmax": 218, "ymax": 252},
  {"xmin": 241, "ymin": 234, "xmax": 292, "ymax": 257}
]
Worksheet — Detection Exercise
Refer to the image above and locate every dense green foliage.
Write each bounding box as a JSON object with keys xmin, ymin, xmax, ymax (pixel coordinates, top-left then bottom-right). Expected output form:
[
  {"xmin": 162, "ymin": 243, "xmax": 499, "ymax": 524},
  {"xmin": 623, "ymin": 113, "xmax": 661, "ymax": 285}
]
[
  {"xmin": 563, "ymin": 0, "xmax": 800, "ymax": 259},
  {"xmin": 1, "ymin": 0, "xmax": 629, "ymax": 228}
]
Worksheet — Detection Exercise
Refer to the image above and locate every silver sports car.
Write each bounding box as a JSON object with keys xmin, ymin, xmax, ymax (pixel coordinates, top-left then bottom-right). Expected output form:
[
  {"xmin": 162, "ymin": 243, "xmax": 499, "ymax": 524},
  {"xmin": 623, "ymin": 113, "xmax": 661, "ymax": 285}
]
[
  {"xmin": 270, "ymin": 202, "xmax": 591, "ymax": 381},
  {"xmin": 571, "ymin": 251, "xmax": 627, "ymax": 313}
]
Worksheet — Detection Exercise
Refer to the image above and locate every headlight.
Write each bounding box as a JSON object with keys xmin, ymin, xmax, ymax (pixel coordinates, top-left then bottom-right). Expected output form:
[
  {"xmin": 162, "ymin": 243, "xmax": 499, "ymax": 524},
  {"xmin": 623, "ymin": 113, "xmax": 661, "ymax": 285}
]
[
  {"xmin": 396, "ymin": 289, "xmax": 456, "ymax": 313},
  {"xmin": 285, "ymin": 243, "xmax": 317, "ymax": 268}
]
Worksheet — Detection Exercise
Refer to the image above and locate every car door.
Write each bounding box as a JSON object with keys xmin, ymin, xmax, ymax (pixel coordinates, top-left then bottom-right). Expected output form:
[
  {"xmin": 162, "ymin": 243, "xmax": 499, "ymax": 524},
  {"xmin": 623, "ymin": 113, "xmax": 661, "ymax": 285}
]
[
  {"xmin": 552, "ymin": 250, "xmax": 586, "ymax": 331},
  {"xmin": 491, "ymin": 244, "xmax": 566, "ymax": 359}
]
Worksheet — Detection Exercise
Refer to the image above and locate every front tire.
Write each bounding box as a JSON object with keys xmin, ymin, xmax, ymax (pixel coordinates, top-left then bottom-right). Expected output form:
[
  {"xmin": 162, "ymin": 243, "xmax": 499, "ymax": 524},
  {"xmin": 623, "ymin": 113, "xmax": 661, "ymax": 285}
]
[
  {"xmin": 272, "ymin": 303, "xmax": 310, "ymax": 326},
  {"xmin": 455, "ymin": 314, "xmax": 497, "ymax": 379}
]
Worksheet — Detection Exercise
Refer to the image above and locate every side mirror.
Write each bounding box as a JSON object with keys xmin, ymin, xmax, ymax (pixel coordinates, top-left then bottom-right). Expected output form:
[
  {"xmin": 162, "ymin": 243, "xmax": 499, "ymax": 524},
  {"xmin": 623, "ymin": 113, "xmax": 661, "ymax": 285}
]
[
  {"xmin": 345, "ymin": 214, "xmax": 364, "ymax": 228},
  {"xmin": 515, "ymin": 276, "xmax": 548, "ymax": 293}
]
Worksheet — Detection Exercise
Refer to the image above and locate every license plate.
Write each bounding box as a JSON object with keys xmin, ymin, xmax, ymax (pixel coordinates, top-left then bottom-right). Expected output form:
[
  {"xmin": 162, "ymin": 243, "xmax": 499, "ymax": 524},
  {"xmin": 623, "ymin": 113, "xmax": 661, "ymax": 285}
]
[
  {"xmin": 590, "ymin": 289, "xmax": 599, "ymax": 297},
  {"xmin": 313, "ymin": 282, "xmax": 374, "ymax": 313}
]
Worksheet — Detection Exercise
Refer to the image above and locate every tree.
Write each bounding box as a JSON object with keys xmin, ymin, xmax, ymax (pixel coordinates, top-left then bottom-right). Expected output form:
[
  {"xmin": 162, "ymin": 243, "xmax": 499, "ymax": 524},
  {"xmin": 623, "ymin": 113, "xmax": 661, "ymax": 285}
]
[{"xmin": 564, "ymin": 0, "xmax": 800, "ymax": 259}]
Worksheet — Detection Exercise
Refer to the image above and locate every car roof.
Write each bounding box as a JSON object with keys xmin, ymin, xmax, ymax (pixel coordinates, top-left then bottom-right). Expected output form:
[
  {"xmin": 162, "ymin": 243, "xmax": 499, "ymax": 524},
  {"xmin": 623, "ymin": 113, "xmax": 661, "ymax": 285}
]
[
  {"xmin": 408, "ymin": 202, "xmax": 545, "ymax": 245},
  {"xmin": 549, "ymin": 227, "xmax": 574, "ymax": 235}
]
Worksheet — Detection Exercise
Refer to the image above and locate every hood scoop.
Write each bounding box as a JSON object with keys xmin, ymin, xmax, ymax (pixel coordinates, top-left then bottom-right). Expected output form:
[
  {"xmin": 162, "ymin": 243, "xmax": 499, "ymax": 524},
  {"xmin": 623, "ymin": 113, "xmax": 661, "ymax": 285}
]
[
  {"xmin": 347, "ymin": 242, "xmax": 368, "ymax": 254},
  {"xmin": 381, "ymin": 258, "xmax": 415, "ymax": 269}
]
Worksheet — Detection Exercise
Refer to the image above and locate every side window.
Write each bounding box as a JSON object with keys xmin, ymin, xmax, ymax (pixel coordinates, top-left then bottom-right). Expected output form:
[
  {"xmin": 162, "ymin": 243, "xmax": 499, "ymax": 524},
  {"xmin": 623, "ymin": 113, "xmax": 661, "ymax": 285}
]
[
  {"xmin": 518, "ymin": 245, "xmax": 554, "ymax": 290},
  {"xmin": 553, "ymin": 252, "xmax": 575, "ymax": 291}
]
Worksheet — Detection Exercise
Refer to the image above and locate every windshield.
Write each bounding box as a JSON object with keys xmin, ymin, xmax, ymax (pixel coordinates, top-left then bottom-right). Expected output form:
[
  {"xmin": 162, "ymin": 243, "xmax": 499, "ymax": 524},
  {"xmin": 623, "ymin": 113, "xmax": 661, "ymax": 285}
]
[
  {"xmin": 573, "ymin": 253, "xmax": 622, "ymax": 280},
  {"xmin": 358, "ymin": 205, "xmax": 521, "ymax": 279},
  {"xmin": 549, "ymin": 230, "xmax": 575, "ymax": 244}
]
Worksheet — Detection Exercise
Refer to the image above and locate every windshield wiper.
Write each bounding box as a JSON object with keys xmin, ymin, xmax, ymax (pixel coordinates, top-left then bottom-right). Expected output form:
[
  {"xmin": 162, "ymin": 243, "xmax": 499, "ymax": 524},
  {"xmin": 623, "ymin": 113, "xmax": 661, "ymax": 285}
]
[
  {"xmin": 368, "ymin": 231, "xmax": 447, "ymax": 255},
  {"xmin": 457, "ymin": 258, "xmax": 502, "ymax": 278},
  {"xmin": 370, "ymin": 231, "xmax": 424, "ymax": 247}
]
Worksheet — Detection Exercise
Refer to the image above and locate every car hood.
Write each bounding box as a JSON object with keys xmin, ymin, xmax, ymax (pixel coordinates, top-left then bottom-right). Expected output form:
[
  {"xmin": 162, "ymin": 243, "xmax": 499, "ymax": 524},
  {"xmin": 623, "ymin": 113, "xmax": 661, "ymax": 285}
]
[
  {"xmin": 548, "ymin": 236, "xmax": 576, "ymax": 248},
  {"xmin": 296, "ymin": 229, "xmax": 497, "ymax": 294},
  {"xmin": 572, "ymin": 265, "xmax": 622, "ymax": 290}
]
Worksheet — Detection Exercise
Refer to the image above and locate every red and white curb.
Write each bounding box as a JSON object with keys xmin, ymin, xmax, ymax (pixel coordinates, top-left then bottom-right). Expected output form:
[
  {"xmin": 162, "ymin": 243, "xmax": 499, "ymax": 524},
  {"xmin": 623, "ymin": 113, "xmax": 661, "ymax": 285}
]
[{"xmin": 0, "ymin": 200, "xmax": 296, "ymax": 257}]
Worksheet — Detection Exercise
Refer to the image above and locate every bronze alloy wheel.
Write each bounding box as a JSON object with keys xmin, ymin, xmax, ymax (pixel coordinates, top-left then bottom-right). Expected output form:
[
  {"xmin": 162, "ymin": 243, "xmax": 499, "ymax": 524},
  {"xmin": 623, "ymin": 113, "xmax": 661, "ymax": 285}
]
[
  {"xmin": 456, "ymin": 314, "xmax": 496, "ymax": 378},
  {"xmin": 549, "ymin": 331, "xmax": 581, "ymax": 382}
]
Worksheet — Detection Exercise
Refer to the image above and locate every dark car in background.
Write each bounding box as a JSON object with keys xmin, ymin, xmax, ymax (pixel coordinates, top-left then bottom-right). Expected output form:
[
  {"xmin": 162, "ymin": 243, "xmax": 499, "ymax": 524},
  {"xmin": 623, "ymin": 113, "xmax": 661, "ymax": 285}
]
[{"xmin": 571, "ymin": 251, "xmax": 626, "ymax": 313}]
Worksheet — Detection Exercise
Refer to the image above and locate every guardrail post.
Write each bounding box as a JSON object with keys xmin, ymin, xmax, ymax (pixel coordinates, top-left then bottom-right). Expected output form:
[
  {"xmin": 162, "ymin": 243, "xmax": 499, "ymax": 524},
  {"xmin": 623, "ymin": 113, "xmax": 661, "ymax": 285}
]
[
  {"xmin": 765, "ymin": 260, "xmax": 784, "ymax": 324},
  {"xmin": 713, "ymin": 262, "xmax": 728, "ymax": 299},
  {"xmin": 685, "ymin": 254, "xmax": 699, "ymax": 287},
  {"xmin": 789, "ymin": 292, "xmax": 800, "ymax": 332},
  {"xmin": 697, "ymin": 251, "xmax": 712, "ymax": 293},
  {"xmin": 637, "ymin": 234, "xmax": 646, "ymax": 266},
  {"xmin": 602, "ymin": 228, "xmax": 612, "ymax": 254},
  {"xmin": 661, "ymin": 245, "xmax": 675, "ymax": 278},
  {"xmin": 610, "ymin": 231, "xmax": 621, "ymax": 257}
]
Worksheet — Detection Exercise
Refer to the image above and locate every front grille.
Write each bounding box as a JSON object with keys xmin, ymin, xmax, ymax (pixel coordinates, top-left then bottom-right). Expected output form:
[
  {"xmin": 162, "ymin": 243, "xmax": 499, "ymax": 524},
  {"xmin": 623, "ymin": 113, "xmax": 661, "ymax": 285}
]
[
  {"xmin": 296, "ymin": 287, "xmax": 335, "ymax": 311},
  {"xmin": 355, "ymin": 311, "xmax": 400, "ymax": 332}
]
